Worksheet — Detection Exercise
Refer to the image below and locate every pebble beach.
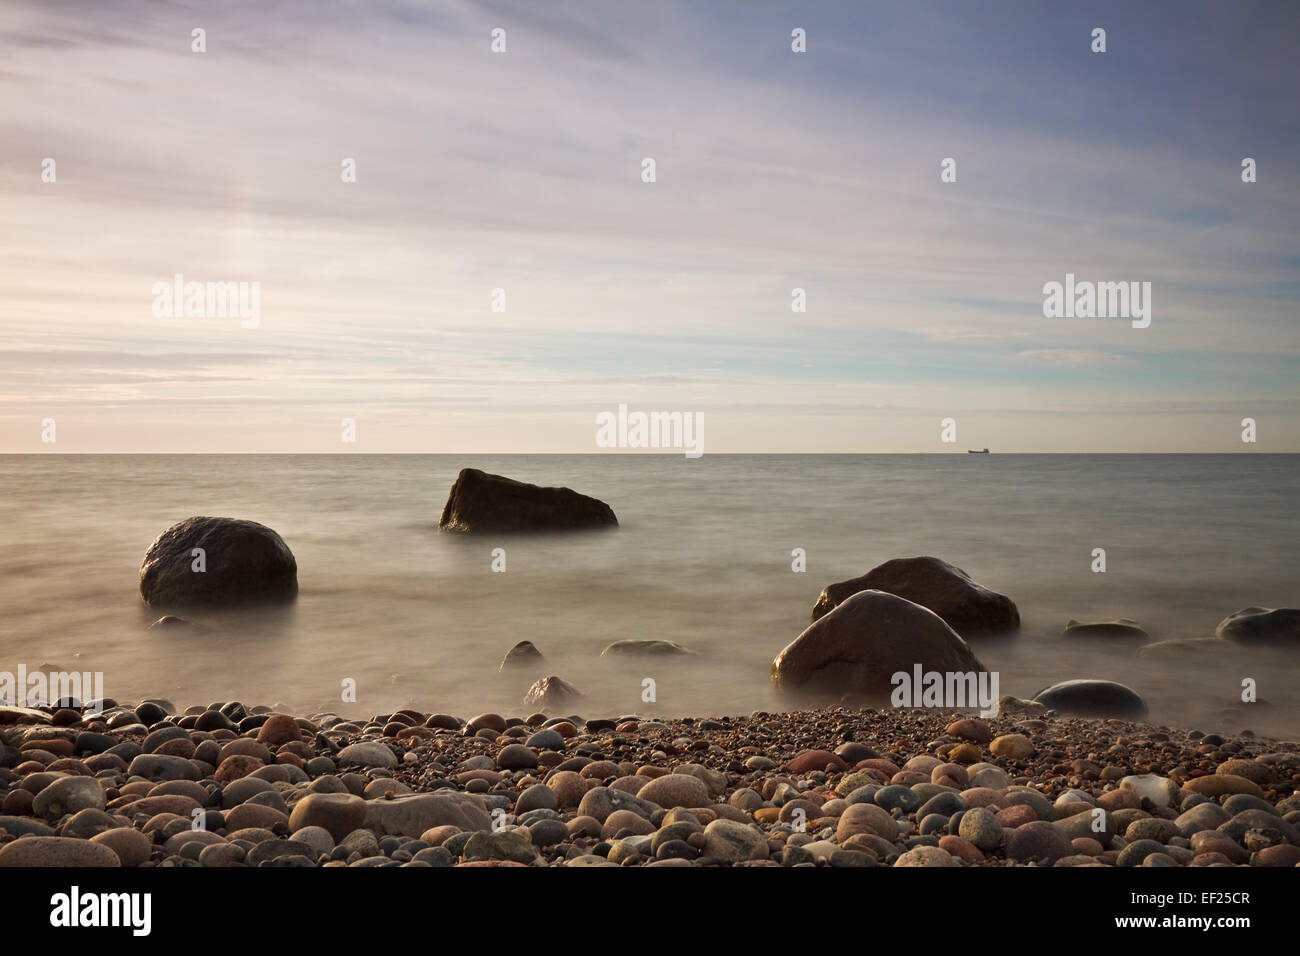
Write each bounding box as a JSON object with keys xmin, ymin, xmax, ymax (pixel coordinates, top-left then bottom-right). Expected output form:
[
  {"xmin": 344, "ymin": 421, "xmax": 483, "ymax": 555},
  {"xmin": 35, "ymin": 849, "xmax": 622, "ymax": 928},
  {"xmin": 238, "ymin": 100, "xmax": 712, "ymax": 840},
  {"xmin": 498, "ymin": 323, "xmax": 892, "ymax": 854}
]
[{"xmin": 3, "ymin": 698, "xmax": 1298, "ymax": 868}]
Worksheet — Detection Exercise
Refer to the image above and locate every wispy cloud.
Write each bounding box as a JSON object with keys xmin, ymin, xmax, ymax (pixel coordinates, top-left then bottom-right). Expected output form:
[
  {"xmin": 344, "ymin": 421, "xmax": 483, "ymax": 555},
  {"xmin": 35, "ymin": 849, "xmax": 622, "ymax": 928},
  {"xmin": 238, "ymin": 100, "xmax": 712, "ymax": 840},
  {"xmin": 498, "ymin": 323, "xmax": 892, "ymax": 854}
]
[
  {"xmin": 0, "ymin": 0, "xmax": 1296, "ymax": 451},
  {"xmin": 1016, "ymin": 349, "xmax": 1133, "ymax": 367}
]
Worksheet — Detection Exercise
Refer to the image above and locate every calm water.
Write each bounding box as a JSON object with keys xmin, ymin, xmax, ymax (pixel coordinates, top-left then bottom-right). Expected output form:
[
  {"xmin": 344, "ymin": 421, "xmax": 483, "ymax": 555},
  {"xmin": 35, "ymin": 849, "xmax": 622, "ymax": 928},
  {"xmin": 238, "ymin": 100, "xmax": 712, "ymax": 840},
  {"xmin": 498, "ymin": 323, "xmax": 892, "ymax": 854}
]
[{"xmin": 1, "ymin": 454, "xmax": 1297, "ymax": 737}]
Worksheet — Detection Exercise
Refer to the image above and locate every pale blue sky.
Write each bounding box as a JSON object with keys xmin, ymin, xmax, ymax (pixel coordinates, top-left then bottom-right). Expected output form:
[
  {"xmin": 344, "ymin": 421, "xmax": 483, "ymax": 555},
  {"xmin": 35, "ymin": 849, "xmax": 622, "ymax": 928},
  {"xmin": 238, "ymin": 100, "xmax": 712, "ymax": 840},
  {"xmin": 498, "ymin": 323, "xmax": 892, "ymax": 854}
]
[{"xmin": 1, "ymin": 0, "xmax": 1297, "ymax": 451}]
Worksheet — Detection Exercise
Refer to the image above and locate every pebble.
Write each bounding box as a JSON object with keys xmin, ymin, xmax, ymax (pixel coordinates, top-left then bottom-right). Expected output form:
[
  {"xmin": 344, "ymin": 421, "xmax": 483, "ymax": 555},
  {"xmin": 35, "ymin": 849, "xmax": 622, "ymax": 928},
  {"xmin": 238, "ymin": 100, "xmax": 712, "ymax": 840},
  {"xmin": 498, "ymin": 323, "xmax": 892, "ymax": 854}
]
[
  {"xmin": 528, "ymin": 818, "xmax": 569, "ymax": 846},
  {"xmin": 636, "ymin": 773, "xmax": 710, "ymax": 809},
  {"xmin": 0, "ymin": 698, "xmax": 1291, "ymax": 871},
  {"xmin": 198, "ymin": 843, "xmax": 246, "ymax": 866},
  {"xmin": 957, "ymin": 806, "xmax": 1003, "ymax": 851},
  {"xmin": 525, "ymin": 730, "xmax": 565, "ymax": 751},
  {"xmin": 290, "ymin": 825, "xmax": 335, "ymax": 859},
  {"xmin": 0, "ymin": 835, "xmax": 122, "ymax": 866},
  {"xmin": 874, "ymin": 785, "xmax": 922, "ymax": 813},
  {"xmin": 894, "ymin": 845, "xmax": 958, "ymax": 867},
  {"xmin": 702, "ymin": 819, "xmax": 768, "ymax": 861},
  {"xmin": 989, "ymin": 734, "xmax": 1034, "ymax": 759},
  {"xmin": 336, "ymin": 742, "xmax": 398, "ymax": 770},
  {"xmin": 516, "ymin": 784, "xmax": 559, "ymax": 814},
  {"xmin": 1005, "ymin": 821, "xmax": 1072, "ymax": 863},
  {"xmin": 1183, "ymin": 774, "xmax": 1265, "ymax": 799},
  {"xmin": 288, "ymin": 793, "xmax": 368, "ymax": 841},
  {"xmin": 89, "ymin": 827, "xmax": 152, "ymax": 866},
  {"xmin": 1117, "ymin": 839, "xmax": 1168, "ymax": 867},
  {"xmin": 946, "ymin": 718, "xmax": 993, "ymax": 743},
  {"xmin": 835, "ymin": 802, "xmax": 898, "ymax": 842},
  {"xmin": 787, "ymin": 750, "xmax": 846, "ymax": 774},
  {"xmin": 60, "ymin": 808, "xmax": 120, "ymax": 839},
  {"xmin": 496, "ymin": 744, "xmax": 540, "ymax": 770},
  {"xmin": 462, "ymin": 829, "xmax": 538, "ymax": 864}
]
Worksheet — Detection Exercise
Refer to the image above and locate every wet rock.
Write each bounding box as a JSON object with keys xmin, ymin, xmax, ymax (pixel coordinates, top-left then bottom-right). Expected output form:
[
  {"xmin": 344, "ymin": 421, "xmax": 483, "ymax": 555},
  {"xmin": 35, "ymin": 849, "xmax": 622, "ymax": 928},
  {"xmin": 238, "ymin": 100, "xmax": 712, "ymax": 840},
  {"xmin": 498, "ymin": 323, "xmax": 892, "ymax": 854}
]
[
  {"xmin": 139, "ymin": 516, "xmax": 298, "ymax": 607},
  {"xmin": 500, "ymin": 641, "xmax": 545, "ymax": 670},
  {"xmin": 1032, "ymin": 680, "xmax": 1147, "ymax": 720},
  {"xmin": 772, "ymin": 590, "xmax": 986, "ymax": 701},
  {"xmin": 1216, "ymin": 606, "xmax": 1300, "ymax": 646},
  {"xmin": 810, "ymin": 556, "xmax": 1019, "ymax": 639},
  {"xmin": 438, "ymin": 468, "xmax": 617, "ymax": 533}
]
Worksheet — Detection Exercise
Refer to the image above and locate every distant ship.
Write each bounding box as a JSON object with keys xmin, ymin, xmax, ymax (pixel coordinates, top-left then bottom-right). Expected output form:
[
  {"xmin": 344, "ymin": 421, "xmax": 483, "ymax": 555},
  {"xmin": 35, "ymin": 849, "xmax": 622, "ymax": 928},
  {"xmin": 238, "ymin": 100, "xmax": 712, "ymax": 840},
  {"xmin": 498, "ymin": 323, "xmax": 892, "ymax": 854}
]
[{"xmin": 968, "ymin": 448, "xmax": 989, "ymax": 454}]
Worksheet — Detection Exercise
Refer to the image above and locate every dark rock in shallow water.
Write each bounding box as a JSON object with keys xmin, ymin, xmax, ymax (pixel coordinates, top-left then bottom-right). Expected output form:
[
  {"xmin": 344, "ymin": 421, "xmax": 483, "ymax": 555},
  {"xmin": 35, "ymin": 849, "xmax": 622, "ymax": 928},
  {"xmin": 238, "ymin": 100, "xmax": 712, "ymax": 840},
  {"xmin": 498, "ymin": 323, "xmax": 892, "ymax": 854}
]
[
  {"xmin": 772, "ymin": 590, "xmax": 986, "ymax": 701},
  {"xmin": 500, "ymin": 641, "xmax": 545, "ymax": 671},
  {"xmin": 1216, "ymin": 607, "xmax": 1300, "ymax": 646},
  {"xmin": 523, "ymin": 676, "xmax": 582, "ymax": 712},
  {"xmin": 1062, "ymin": 618, "xmax": 1149, "ymax": 639},
  {"xmin": 811, "ymin": 556, "xmax": 1018, "ymax": 639},
  {"xmin": 1032, "ymin": 679, "xmax": 1147, "ymax": 719},
  {"xmin": 438, "ymin": 468, "xmax": 617, "ymax": 533},
  {"xmin": 139, "ymin": 517, "xmax": 297, "ymax": 608},
  {"xmin": 601, "ymin": 640, "xmax": 693, "ymax": 656}
]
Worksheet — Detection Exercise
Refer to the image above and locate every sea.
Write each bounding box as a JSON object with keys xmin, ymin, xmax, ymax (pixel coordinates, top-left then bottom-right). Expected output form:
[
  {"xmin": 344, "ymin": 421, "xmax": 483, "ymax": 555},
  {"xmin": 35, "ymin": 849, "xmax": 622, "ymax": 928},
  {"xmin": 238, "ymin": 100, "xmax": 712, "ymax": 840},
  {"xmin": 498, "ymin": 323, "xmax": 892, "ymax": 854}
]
[{"xmin": 1, "ymin": 454, "xmax": 1296, "ymax": 738}]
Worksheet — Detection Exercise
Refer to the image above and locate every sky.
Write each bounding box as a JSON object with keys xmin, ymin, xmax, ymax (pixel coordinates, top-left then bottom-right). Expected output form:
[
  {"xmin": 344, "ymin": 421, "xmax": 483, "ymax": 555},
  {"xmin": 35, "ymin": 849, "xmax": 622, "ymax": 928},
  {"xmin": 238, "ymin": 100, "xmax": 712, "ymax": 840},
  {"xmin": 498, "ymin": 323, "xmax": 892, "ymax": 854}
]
[{"xmin": 1, "ymin": 0, "xmax": 1297, "ymax": 453}]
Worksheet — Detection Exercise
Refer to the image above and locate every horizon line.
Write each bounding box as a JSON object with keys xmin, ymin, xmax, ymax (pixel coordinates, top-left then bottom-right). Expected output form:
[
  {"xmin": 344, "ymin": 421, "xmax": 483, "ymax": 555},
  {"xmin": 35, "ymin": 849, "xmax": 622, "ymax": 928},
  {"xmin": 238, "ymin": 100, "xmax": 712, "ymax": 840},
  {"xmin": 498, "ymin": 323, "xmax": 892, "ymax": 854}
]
[{"xmin": 2, "ymin": 451, "xmax": 1294, "ymax": 457}]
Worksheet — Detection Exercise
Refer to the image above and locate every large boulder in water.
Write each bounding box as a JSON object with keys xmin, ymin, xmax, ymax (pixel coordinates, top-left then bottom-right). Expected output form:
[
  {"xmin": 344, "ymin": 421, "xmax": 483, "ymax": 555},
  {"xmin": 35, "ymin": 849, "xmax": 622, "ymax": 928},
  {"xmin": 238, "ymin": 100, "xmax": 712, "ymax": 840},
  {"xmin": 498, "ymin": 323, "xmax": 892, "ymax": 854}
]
[
  {"xmin": 438, "ymin": 468, "xmax": 617, "ymax": 533},
  {"xmin": 810, "ymin": 556, "xmax": 1018, "ymax": 639},
  {"xmin": 1215, "ymin": 607, "xmax": 1300, "ymax": 646},
  {"xmin": 772, "ymin": 590, "xmax": 986, "ymax": 701},
  {"xmin": 139, "ymin": 517, "xmax": 297, "ymax": 608},
  {"xmin": 1032, "ymin": 679, "xmax": 1147, "ymax": 719}
]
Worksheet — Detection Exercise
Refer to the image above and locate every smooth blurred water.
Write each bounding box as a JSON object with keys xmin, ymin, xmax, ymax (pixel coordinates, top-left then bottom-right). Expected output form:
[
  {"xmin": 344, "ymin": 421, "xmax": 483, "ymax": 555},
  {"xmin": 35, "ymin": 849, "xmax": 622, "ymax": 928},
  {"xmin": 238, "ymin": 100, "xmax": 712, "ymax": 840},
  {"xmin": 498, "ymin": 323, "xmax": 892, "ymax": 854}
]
[{"xmin": 0, "ymin": 454, "xmax": 1296, "ymax": 736}]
